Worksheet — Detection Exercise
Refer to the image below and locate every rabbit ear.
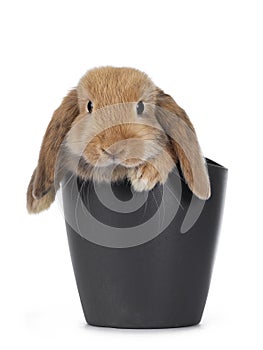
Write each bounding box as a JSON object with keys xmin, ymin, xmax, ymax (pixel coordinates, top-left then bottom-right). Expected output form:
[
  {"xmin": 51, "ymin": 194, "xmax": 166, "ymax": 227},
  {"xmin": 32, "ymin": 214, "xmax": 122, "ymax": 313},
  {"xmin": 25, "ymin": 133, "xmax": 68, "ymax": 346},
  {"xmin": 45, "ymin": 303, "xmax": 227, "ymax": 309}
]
[
  {"xmin": 156, "ymin": 90, "xmax": 211, "ymax": 200},
  {"xmin": 27, "ymin": 89, "xmax": 79, "ymax": 213}
]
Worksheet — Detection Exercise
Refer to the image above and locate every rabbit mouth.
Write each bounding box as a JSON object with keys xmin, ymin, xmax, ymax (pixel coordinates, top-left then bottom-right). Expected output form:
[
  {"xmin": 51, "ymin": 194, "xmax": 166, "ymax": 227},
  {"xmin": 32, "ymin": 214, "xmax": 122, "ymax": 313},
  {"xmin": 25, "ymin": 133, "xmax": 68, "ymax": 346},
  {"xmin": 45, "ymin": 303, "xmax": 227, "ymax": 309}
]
[
  {"xmin": 94, "ymin": 156, "xmax": 145, "ymax": 168},
  {"xmin": 121, "ymin": 158, "xmax": 145, "ymax": 168}
]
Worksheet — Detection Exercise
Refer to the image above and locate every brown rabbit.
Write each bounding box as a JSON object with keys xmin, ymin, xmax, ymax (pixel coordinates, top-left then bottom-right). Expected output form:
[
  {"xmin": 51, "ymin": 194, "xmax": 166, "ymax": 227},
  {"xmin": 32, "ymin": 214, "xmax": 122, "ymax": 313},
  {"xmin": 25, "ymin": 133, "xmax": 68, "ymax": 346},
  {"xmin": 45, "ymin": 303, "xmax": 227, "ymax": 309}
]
[{"xmin": 27, "ymin": 66, "xmax": 210, "ymax": 214}]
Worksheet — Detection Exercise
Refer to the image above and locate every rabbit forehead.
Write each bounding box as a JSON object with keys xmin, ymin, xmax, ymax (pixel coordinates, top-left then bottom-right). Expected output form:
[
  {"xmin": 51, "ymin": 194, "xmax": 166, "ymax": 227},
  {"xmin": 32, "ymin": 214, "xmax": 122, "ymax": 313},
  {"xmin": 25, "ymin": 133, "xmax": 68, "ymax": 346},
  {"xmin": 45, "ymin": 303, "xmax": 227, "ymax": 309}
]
[{"xmin": 77, "ymin": 66, "xmax": 157, "ymax": 107}]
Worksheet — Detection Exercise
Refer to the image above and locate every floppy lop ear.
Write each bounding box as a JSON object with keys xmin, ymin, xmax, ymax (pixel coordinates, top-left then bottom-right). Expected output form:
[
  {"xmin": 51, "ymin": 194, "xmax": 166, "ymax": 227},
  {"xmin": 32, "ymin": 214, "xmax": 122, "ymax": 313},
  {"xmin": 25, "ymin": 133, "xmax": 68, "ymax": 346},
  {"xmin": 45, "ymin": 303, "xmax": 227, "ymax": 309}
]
[
  {"xmin": 27, "ymin": 89, "xmax": 79, "ymax": 213},
  {"xmin": 156, "ymin": 90, "xmax": 211, "ymax": 200}
]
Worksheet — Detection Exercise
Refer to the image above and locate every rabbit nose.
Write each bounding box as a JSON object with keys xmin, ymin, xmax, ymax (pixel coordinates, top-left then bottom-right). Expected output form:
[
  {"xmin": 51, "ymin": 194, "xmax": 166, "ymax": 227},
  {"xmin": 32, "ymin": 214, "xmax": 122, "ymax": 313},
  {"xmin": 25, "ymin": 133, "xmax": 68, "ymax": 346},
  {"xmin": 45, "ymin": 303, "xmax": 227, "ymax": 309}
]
[{"xmin": 102, "ymin": 147, "xmax": 123, "ymax": 158}]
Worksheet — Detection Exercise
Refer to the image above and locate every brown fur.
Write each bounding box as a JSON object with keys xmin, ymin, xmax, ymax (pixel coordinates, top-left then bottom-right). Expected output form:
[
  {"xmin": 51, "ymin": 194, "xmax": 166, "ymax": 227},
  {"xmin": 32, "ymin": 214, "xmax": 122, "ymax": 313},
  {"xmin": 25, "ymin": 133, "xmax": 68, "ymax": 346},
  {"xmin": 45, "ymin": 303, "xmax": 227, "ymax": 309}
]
[
  {"xmin": 27, "ymin": 66, "xmax": 210, "ymax": 214},
  {"xmin": 27, "ymin": 89, "xmax": 79, "ymax": 213},
  {"xmin": 156, "ymin": 91, "xmax": 211, "ymax": 199}
]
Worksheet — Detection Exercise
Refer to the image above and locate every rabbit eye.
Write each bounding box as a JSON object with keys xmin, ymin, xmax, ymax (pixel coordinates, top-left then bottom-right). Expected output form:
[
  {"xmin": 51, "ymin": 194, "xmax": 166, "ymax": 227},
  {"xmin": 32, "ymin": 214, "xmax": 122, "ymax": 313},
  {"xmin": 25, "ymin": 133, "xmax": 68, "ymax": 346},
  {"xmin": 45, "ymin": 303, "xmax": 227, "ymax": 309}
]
[
  {"xmin": 136, "ymin": 101, "xmax": 144, "ymax": 115},
  {"xmin": 87, "ymin": 101, "xmax": 93, "ymax": 113}
]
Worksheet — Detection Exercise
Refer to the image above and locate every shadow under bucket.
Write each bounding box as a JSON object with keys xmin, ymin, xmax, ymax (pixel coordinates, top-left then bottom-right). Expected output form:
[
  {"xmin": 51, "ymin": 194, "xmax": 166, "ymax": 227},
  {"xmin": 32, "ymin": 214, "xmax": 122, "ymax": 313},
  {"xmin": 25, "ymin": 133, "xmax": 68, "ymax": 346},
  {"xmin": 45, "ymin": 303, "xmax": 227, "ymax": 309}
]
[{"xmin": 62, "ymin": 158, "xmax": 227, "ymax": 328}]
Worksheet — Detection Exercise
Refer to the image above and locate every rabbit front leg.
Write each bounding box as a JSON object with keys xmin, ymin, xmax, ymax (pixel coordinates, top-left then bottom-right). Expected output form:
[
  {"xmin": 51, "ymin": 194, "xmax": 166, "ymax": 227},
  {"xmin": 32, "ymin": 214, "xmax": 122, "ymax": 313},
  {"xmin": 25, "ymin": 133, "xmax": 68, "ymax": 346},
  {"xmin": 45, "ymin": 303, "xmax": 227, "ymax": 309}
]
[{"xmin": 128, "ymin": 149, "xmax": 175, "ymax": 192}]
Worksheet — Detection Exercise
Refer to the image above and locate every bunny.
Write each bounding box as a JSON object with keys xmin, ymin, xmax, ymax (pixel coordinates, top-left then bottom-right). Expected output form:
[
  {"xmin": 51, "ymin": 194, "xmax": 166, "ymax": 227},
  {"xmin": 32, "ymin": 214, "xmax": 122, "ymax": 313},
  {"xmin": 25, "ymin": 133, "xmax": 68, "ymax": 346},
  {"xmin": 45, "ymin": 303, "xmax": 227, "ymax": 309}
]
[{"xmin": 27, "ymin": 66, "xmax": 210, "ymax": 214}]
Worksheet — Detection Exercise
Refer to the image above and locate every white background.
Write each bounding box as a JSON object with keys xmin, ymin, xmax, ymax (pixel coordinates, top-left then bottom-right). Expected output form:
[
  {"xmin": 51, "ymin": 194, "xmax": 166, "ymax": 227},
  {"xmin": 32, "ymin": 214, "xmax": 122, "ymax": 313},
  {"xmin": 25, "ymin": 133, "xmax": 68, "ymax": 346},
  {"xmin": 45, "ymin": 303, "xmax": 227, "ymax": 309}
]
[{"xmin": 1, "ymin": 0, "xmax": 263, "ymax": 349}]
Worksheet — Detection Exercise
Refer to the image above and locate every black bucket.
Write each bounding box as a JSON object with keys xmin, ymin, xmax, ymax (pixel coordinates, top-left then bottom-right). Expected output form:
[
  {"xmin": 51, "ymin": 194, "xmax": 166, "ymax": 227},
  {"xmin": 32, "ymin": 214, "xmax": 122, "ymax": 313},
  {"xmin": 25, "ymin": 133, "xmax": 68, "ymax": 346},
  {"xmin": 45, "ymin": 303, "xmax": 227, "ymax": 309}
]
[{"xmin": 62, "ymin": 158, "xmax": 227, "ymax": 328}]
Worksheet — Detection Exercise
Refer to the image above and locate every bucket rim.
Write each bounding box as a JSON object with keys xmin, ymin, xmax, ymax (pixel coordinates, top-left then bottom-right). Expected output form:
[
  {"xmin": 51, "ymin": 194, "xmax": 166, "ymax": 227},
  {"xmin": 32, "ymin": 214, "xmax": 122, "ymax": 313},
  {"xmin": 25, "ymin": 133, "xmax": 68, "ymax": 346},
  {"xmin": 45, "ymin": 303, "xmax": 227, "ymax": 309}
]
[{"xmin": 206, "ymin": 158, "xmax": 228, "ymax": 171}]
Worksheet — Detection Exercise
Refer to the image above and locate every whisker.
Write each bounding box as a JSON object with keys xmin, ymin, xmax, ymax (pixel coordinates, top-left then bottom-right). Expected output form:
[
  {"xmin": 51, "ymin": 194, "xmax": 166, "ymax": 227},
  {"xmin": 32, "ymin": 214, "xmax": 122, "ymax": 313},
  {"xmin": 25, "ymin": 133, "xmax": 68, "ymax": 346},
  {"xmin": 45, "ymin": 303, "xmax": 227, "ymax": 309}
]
[
  {"xmin": 165, "ymin": 182, "xmax": 184, "ymax": 210},
  {"xmin": 158, "ymin": 186, "xmax": 166, "ymax": 230},
  {"xmin": 141, "ymin": 190, "xmax": 149, "ymax": 221},
  {"xmin": 171, "ymin": 167, "xmax": 184, "ymax": 182},
  {"xmin": 152, "ymin": 188, "xmax": 164, "ymax": 233}
]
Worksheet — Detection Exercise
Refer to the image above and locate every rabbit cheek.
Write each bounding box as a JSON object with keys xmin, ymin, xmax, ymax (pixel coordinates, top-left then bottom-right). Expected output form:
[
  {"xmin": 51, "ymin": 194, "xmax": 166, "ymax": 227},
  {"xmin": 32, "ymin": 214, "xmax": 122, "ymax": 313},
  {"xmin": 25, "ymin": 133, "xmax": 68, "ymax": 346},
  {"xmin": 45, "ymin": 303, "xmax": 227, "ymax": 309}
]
[
  {"xmin": 82, "ymin": 137, "xmax": 113, "ymax": 167},
  {"xmin": 83, "ymin": 144, "xmax": 103, "ymax": 166}
]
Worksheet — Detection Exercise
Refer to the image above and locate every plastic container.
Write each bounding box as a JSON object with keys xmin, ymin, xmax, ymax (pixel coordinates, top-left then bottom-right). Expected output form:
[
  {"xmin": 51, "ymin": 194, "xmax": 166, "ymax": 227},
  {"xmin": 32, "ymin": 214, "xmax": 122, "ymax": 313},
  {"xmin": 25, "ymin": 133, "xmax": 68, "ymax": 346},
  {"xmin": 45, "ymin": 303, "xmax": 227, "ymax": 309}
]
[{"xmin": 62, "ymin": 158, "xmax": 227, "ymax": 328}]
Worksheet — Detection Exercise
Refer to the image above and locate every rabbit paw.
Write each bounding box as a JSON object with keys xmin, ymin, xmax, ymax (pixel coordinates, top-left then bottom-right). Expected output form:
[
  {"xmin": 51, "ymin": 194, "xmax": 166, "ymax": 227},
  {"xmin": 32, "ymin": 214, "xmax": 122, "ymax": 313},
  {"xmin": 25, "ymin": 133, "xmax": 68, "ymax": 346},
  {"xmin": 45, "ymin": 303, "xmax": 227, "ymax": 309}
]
[{"xmin": 129, "ymin": 163, "xmax": 162, "ymax": 192}]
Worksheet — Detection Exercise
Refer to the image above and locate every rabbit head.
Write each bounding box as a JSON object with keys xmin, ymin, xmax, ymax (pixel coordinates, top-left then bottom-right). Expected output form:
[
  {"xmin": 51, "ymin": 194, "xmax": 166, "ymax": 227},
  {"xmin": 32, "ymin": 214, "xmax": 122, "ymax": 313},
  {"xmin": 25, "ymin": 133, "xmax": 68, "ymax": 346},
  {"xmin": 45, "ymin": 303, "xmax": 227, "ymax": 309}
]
[
  {"xmin": 67, "ymin": 68, "xmax": 168, "ymax": 169},
  {"xmin": 27, "ymin": 66, "xmax": 210, "ymax": 214}
]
